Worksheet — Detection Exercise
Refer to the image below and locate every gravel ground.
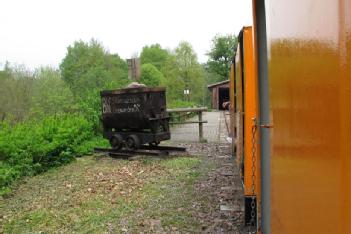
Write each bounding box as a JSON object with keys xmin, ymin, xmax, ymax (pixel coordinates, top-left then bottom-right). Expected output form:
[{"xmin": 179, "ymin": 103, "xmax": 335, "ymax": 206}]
[
  {"xmin": 167, "ymin": 111, "xmax": 248, "ymax": 233},
  {"xmin": 170, "ymin": 142, "xmax": 248, "ymax": 234}
]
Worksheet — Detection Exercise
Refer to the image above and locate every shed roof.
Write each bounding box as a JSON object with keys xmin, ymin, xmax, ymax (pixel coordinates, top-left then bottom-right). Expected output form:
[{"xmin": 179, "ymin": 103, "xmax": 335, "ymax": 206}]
[{"xmin": 207, "ymin": 80, "xmax": 229, "ymax": 89}]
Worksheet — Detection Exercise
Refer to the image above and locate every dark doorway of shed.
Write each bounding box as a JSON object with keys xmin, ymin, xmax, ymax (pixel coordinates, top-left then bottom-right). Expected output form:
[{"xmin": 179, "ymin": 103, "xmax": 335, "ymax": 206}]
[{"xmin": 218, "ymin": 87, "xmax": 229, "ymax": 110}]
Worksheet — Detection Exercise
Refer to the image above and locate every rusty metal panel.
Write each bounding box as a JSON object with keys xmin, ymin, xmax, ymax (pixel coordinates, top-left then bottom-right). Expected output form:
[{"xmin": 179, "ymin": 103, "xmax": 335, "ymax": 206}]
[
  {"xmin": 253, "ymin": 0, "xmax": 351, "ymax": 233},
  {"xmin": 101, "ymin": 87, "xmax": 168, "ymax": 130}
]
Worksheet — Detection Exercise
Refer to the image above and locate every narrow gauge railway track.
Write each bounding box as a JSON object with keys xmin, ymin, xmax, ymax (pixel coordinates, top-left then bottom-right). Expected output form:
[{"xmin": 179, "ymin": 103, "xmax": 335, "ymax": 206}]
[{"xmin": 94, "ymin": 145, "xmax": 186, "ymax": 158}]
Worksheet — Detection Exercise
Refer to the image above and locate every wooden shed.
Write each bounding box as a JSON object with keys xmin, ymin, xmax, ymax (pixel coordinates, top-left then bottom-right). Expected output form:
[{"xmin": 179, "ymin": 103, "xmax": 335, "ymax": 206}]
[{"xmin": 207, "ymin": 80, "xmax": 230, "ymax": 110}]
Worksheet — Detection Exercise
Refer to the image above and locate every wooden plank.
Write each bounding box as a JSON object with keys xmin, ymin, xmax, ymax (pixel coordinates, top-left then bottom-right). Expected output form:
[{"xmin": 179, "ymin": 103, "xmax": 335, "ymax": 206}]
[
  {"xmin": 140, "ymin": 145, "xmax": 186, "ymax": 151},
  {"xmin": 167, "ymin": 107, "xmax": 207, "ymax": 113}
]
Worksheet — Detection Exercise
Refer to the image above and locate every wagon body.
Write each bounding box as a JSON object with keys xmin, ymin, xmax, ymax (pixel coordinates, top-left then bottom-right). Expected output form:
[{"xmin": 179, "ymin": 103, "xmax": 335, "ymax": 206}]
[
  {"xmin": 230, "ymin": 26, "xmax": 260, "ymax": 226},
  {"xmin": 100, "ymin": 87, "xmax": 170, "ymax": 149},
  {"xmin": 230, "ymin": 1, "xmax": 351, "ymax": 232}
]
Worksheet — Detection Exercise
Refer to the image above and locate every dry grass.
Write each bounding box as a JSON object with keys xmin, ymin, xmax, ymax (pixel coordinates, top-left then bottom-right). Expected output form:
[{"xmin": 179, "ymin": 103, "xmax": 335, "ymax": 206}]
[{"xmin": 0, "ymin": 154, "xmax": 208, "ymax": 233}]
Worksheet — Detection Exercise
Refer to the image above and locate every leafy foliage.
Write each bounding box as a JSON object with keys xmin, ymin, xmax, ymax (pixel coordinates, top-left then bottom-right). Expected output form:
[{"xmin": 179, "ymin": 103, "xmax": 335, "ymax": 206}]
[
  {"xmin": 30, "ymin": 67, "xmax": 76, "ymax": 119},
  {"xmin": 59, "ymin": 39, "xmax": 130, "ymax": 129},
  {"xmin": 0, "ymin": 38, "xmax": 215, "ymax": 195},
  {"xmin": 174, "ymin": 42, "xmax": 205, "ymax": 104},
  {"xmin": 140, "ymin": 44, "xmax": 170, "ymax": 70},
  {"xmin": 0, "ymin": 115, "xmax": 95, "ymax": 195},
  {"xmin": 140, "ymin": 42, "xmax": 206, "ymax": 106},
  {"xmin": 0, "ymin": 65, "xmax": 77, "ymax": 122},
  {"xmin": 140, "ymin": 63, "xmax": 164, "ymax": 87},
  {"xmin": 160, "ymin": 55, "xmax": 185, "ymax": 102},
  {"xmin": 0, "ymin": 40, "xmax": 132, "ymax": 194},
  {"xmin": 167, "ymin": 100, "xmax": 196, "ymax": 109},
  {"xmin": 0, "ymin": 64, "xmax": 35, "ymax": 122},
  {"xmin": 60, "ymin": 39, "xmax": 129, "ymax": 97},
  {"xmin": 207, "ymin": 34, "xmax": 238, "ymax": 81}
]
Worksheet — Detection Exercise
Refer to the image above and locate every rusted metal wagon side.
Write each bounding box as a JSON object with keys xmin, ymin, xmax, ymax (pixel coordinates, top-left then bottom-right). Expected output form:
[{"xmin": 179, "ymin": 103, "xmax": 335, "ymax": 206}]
[{"xmin": 100, "ymin": 87, "xmax": 170, "ymax": 150}]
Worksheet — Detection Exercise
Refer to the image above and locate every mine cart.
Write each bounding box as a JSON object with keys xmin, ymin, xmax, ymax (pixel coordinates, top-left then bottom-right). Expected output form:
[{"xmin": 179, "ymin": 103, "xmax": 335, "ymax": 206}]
[{"xmin": 100, "ymin": 87, "xmax": 170, "ymax": 150}]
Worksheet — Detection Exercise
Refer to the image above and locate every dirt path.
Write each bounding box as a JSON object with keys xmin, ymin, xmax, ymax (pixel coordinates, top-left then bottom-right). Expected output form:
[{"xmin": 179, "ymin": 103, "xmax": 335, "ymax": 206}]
[{"xmin": 179, "ymin": 142, "xmax": 245, "ymax": 233}]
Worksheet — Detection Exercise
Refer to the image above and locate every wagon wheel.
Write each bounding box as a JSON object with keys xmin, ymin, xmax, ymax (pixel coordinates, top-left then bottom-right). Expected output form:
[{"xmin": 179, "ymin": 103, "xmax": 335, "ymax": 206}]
[
  {"xmin": 149, "ymin": 141, "xmax": 160, "ymax": 147},
  {"xmin": 109, "ymin": 134, "xmax": 123, "ymax": 150},
  {"xmin": 125, "ymin": 134, "xmax": 141, "ymax": 150}
]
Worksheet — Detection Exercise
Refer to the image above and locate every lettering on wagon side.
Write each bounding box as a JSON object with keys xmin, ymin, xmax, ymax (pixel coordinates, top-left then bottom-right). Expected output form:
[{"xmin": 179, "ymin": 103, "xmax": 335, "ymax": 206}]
[{"xmin": 102, "ymin": 97, "xmax": 141, "ymax": 114}]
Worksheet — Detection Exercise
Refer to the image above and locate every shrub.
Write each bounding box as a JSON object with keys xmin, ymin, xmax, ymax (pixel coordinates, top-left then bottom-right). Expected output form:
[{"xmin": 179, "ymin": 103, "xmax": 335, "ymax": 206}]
[{"xmin": 0, "ymin": 114, "xmax": 97, "ymax": 195}]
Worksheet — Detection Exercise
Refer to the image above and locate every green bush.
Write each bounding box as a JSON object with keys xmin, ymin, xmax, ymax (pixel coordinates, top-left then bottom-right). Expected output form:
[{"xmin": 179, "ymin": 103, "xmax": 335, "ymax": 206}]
[
  {"xmin": 168, "ymin": 100, "xmax": 196, "ymax": 109},
  {"xmin": 0, "ymin": 114, "xmax": 98, "ymax": 195},
  {"xmin": 140, "ymin": 63, "xmax": 164, "ymax": 87}
]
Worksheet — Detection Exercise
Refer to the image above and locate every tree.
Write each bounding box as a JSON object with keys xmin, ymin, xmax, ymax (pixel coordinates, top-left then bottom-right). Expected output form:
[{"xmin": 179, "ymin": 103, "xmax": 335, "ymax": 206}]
[
  {"xmin": 160, "ymin": 55, "xmax": 184, "ymax": 102},
  {"xmin": 0, "ymin": 66, "xmax": 12, "ymax": 121},
  {"xmin": 59, "ymin": 39, "xmax": 128, "ymax": 97},
  {"xmin": 140, "ymin": 63, "xmax": 164, "ymax": 87},
  {"xmin": 174, "ymin": 41, "xmax": 205, "ymax": 104},
  {"xmin": 60, "ymin": 39, "xmax": 129, "ymax": 129},
  {"xmin": 0, "ymin": 64, "xmax": 34, "ymax": 122},
  {"xmin": 30, "ymin": 67, "xmax": 75, "ymax": 119},
  {"xmin": 207, "ymin": 34, "xmax": 238, "ymax": 81},
  {"xmin": 140, "ymin": 44, "xmax": 170, "ymax": 71}
]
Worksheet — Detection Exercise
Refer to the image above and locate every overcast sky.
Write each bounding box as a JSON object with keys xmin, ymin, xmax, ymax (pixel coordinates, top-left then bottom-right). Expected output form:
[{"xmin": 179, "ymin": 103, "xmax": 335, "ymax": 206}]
[{"xmin": 0, "ymin": 0, "xmax": 252, "ymax": 69}]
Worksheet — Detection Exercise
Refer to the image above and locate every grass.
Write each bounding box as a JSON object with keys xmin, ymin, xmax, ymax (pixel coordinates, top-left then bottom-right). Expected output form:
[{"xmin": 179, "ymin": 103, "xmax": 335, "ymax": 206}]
[
  {"xmin": 0, "ymin": 154, "xmax": 212, "ymax": 233},
  {"xmin": 123, "ymin": 157, "xmax": 203, "ymax": 232},
  {"xmin": 1, "ymin": 156, "xmax": 135, "ymax": 233}
]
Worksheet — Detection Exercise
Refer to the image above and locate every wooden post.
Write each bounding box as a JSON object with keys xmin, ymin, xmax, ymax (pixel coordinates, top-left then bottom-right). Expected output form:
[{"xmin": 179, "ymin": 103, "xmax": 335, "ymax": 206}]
[
  {"xmin": 167, "ymin": 107, "xmax": 207, "ymax": 142},
  {"xmin": 198, "ymin": 111, "xmax": 203, "ymax": 142}
]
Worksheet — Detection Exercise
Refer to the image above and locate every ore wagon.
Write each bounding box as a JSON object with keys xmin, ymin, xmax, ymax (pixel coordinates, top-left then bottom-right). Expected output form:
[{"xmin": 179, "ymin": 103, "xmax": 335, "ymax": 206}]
[{"xmin": 100, "ymin": 87, "xmax": 170, "ymax": 150}]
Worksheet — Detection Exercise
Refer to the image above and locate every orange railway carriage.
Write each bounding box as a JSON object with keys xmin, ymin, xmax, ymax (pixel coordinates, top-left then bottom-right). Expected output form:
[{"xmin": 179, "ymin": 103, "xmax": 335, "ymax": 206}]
[
  {"xmin": 230, "ymin": 26, "xmax": 260, "ymax": 226},
  {"xmin": 231, "ymin": 0, "xmax": 351, "ymax": 233}
]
